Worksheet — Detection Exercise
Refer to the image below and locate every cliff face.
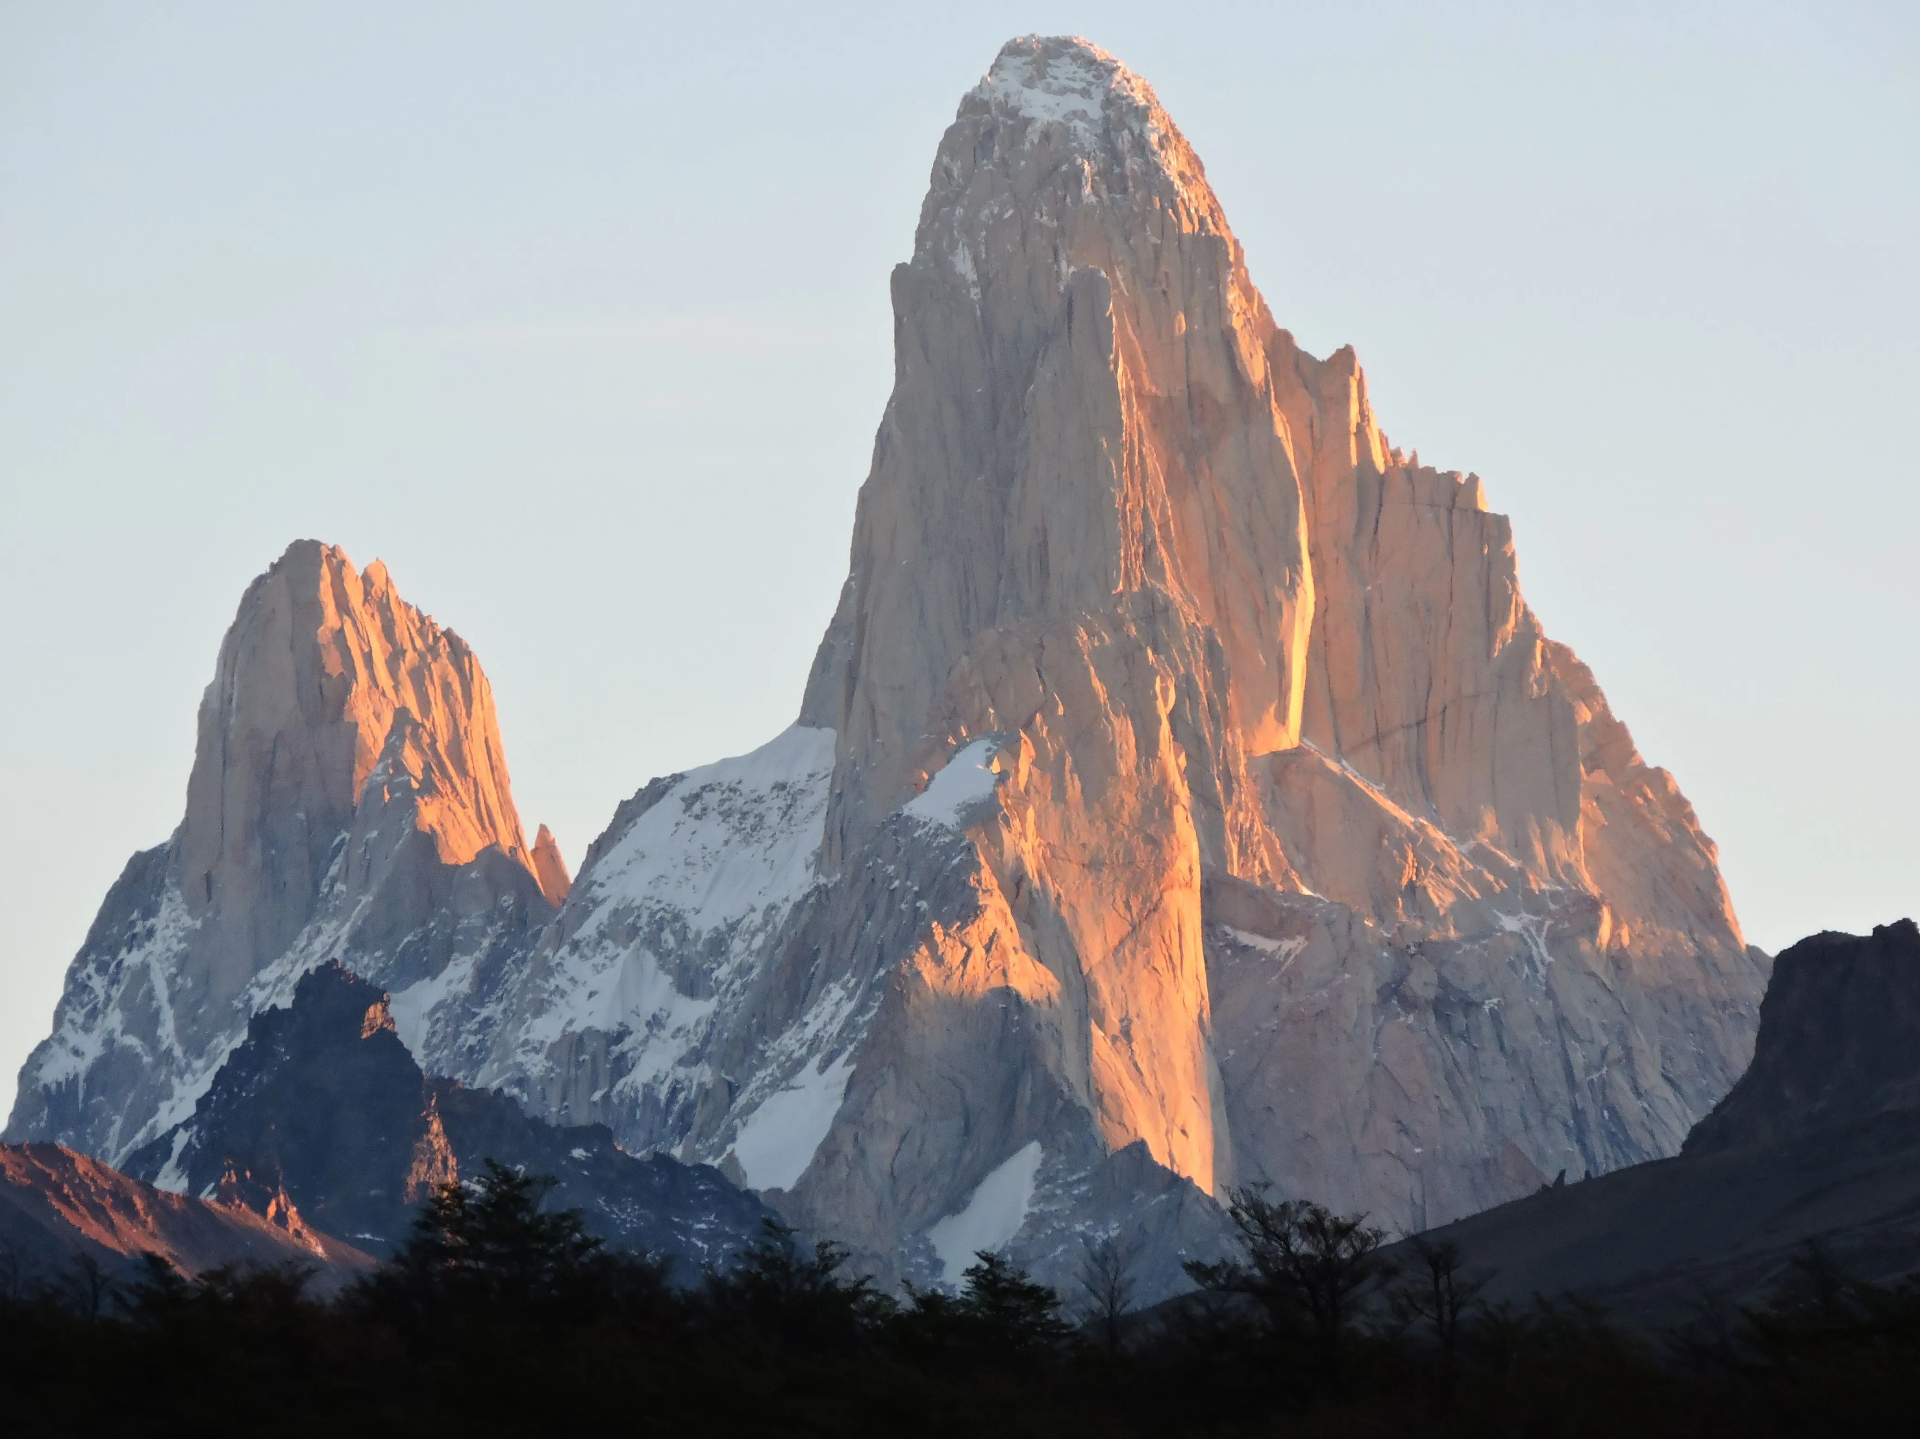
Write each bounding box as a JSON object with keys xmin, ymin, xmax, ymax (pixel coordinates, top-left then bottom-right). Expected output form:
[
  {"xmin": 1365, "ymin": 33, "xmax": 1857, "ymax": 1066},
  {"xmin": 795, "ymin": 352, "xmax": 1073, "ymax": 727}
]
[
  {"xmin": 465, "ymin": 35, "xmax": 1765, "ymax": 1291},
  {"xmin": 7, "ymin": 542, "xmax": 564, "ymax": 1162},
  {"xmin": 1686, "ymin": 921, "xmax": 1920, "ymax": 1155}
]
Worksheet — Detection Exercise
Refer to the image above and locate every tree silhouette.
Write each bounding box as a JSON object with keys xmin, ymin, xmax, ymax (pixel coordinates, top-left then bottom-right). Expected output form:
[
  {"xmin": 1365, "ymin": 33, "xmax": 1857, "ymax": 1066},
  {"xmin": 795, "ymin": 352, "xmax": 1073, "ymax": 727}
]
[
  {"xmin": 117, "ymin": 1252, "xmax": 192, "ymax": 1325},
  {"xmin": 1076, "ymin": 1235, "xmax": 1138, "ymax": 1351},
  {"xmin": 898, "ymin": 1251, "xmax": 1071, "ymax": 1356},
  {"xmin": 703, "ymin": 1217, "xmax": 891, "ymax": 1350},
  {"xmin": 1186, "ymin": 1187, "xmax": 1391, "ymax": 1377},
  {"xmin": 57, "ymin": 1251, "xmax": 115, "ymax": 1323},
  {"xmin": 0, "ymin": 1239, "xmax": 36, "ymax": 1310},
  {"xmin": 958, "ymin": 1251, "xmax": 1072, "ymax": 1352},
  {"xmin": 1389, "ymin": 1236, "xmax": 1491, "ymax": 1403},
  {"xmin": 389, "ymin": 1158, "xmax": 602, "ymax": 1308}
]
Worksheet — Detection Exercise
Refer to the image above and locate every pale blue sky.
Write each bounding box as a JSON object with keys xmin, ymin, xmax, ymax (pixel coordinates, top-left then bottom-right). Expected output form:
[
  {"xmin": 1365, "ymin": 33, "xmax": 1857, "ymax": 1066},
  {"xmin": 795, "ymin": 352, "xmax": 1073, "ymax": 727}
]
[{"xmin": 2, "ymin": 2, "xmax": 1915, "ymax": 1098}]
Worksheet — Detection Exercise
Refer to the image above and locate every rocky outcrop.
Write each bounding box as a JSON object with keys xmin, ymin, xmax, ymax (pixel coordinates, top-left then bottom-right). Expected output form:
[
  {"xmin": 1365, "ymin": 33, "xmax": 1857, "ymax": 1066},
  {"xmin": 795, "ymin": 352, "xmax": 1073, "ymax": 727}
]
[
  {"xmin": 1686, "ymin": 920, "xmax": 1920, "ymax": 1155},
  {"xmin": 0, "ymin": 1142, "xmax": 372, "ymax": 1292},
  {"xmin": 1405, "ymin": 920, "xmax": 1920, "ymax": 1330},
  {"xmin": 6, "ymin": 542, "xmax": 566, "ymax": 1163},
  {"xmin": 458, "ymin": 34, "xmax": 1764, "ymax": 1295},
  {"xmin": 531, "ymin": 824, "xmax": 572, "ymax": 908},
  {"xmin": 125, "ymin": 963, "xmax": 771, "ymax": 1270}
]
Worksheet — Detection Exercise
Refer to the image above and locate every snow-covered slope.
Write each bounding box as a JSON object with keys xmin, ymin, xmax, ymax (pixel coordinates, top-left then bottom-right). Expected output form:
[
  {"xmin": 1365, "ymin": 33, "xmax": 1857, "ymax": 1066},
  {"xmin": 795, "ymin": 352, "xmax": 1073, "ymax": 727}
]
[{"xmin": 468, "ymin": 724, "xmax": 874, "ymax": 1188}]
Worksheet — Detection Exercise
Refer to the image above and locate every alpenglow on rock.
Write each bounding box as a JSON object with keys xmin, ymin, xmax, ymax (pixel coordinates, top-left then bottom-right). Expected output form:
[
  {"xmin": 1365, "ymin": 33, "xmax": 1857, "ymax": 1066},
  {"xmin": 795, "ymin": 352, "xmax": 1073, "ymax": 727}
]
[
  {"xmin": 459, "ymin": 35, "xmax": 1767, "ymax": 1288},
  {"xmin": 11, "ymin": 36, "xmax": 1767, "ymax": 1300},
  {"xmin": 6, "ymin": 541, "xmax": 567, "ymax": 1162}
]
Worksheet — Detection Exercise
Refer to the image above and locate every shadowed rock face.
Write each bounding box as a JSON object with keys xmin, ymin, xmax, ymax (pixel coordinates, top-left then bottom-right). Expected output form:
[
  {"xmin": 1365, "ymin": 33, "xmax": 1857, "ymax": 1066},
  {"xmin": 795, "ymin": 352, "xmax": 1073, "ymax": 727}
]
[
  {"xmin": 1403, "ymin": 921, "xmax": 1920, "ymax": 1330},
  {"xmin": 462, "ymin": 34, "xmax": 1764, "ymax": 1295},
  {"xmin": 125, "ymin": 964, "xmax": 771, "ymax": 1271},
  {"xmin": 0, "ymin": 1141, "xmax": 373, "ymax": 1293},
  {"xmin": 1686, "ymin": 920, "xmax": 1920, "ymax": 1155},
  {"xmin": 7, "ymin": 542, "xmax": 566, "ymax": 1163}
]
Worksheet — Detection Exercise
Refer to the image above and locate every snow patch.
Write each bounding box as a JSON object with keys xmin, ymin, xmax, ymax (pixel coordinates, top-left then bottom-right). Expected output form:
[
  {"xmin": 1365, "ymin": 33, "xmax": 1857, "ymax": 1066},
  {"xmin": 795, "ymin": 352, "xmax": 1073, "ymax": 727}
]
[
  {"xmin": 32, "ymin": 881, "xmax": 197, "ymax": 1091},
  {"xmin": 985, "ymin": 55, "xmax": 1102, "ymax": 126},
  {"xmin": 1221, "ymin": 927, "xmax": 1307, "ymax": 966},
  {"xmin": 522, "ymin": 944, "xmax": 716, "ymax": 1055},
  {"xmin": 902, "ymin": 738, "xmax": 1001, "ymax": 828},
  {"xmin": 949, "ymin": 237, "xmax": 981, "ymax": 303},
  {"xmin": 975, "ymin": 36, "xmax": 1157, "ymax": 147},
  {"xmin": 388, "ymin": 953, "xmax": 478, "ymax": 1056},
  {"xmin": 1497, "ymin": 911, "xmax": 1555, "ymax": 978},
  {"xmin": 152, "ymin": 1128, "xmax": 193, "ymax": 1194},
  {"xmin": 926, "ymin": 1141, "xmax": 1044, "ymax": 1286},
  {"xmin": 730, "ymin": 1055, "xmax": 855, "ymax": 1192},
  {"xmin": 503, "ymin": 724, "xmax": 835, "ymax": 1083}
]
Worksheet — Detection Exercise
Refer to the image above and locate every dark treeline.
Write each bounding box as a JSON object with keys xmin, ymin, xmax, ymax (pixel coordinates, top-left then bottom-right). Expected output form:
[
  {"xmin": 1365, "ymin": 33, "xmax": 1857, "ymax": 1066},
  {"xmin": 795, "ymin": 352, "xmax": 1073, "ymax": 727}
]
[{"xmin": 4, "ymin": 1169, "xmax": 1918, "ymax": 1436}]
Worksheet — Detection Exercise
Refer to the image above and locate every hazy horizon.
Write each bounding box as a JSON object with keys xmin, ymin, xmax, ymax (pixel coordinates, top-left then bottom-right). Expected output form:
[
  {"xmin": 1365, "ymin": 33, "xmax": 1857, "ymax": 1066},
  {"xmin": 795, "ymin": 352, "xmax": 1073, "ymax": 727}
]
[{"xmin": 3, "ymin": 1, "xmax": 1915, "ymax": 1105}]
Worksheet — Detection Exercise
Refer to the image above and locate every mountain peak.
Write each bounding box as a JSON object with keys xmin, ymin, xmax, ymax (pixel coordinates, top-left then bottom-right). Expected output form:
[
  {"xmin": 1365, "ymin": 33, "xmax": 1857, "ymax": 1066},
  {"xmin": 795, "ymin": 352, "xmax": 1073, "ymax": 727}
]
[
  {"xmin": 182, "ymin": 541, "xmax": 534, "ymax": 922},
  {"xmin": 784, "ymin": 32, "xmax": 1763, "ymax": 1253},
  {"xmin": 929, "ymin": 33, "xmax": 1225, "ymax": 254},
  {"xmin": 9, "ymin": 542, "xmax": 556, "ymax": 1164},
  {"xmin": 973, "ymin": 35, "xmax": 1155, "ymax": 142},
  {"xmin": 123, "ymin": 959, "xmax": 774, "ymax": 1265}
]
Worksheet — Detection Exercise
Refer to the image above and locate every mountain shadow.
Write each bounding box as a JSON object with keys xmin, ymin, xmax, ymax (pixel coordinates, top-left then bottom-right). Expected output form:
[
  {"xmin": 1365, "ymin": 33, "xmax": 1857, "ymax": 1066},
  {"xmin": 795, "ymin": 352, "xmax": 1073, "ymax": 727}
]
[{"xmin": 125, "ymin": 963, "xmax": 771, "ymax": 1272}]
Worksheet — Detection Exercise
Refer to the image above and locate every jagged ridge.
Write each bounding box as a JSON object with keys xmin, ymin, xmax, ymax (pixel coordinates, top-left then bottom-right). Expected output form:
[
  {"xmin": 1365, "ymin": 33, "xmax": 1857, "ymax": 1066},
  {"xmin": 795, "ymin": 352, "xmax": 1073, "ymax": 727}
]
[
  {"xmin": 1, "ymin": 1141, "xmax": 372, "ymax": 1290},
  {"xmin": 126, "ymin": 963, "xmax": 772, "ymax": 1269}
]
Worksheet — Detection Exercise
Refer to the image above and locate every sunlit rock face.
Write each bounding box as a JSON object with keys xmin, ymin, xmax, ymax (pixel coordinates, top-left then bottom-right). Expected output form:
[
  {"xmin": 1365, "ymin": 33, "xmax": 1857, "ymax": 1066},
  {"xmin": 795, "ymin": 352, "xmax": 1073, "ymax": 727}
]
[
  {"xmin": 467, "ymin": 35, "xmax": 1765, "ymax": 1293},
  {"xmin": 6, "ymin": 541, "xmax": 565, "ymax": 1162},
  {"xmin": 530, "ymin": 824, "xmax": 573, "ymax": 908},
  {"xmin": 0, "ymin": 1141, "xmax": 373, "ymax": 1290}
]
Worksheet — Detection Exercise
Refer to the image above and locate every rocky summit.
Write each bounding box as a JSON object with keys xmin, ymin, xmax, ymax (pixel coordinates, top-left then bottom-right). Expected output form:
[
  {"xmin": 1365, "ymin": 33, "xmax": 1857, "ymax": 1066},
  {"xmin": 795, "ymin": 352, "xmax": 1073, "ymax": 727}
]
[{"xmin": 10, "ymin": 35, "xmax": 1766, "ymax": 1300}]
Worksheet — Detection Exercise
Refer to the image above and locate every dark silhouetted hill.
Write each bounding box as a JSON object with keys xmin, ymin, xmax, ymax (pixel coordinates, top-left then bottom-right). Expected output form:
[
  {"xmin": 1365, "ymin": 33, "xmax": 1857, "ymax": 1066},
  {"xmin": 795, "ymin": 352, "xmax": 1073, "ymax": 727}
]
[
  {"xmin": 1407, "ymin": 920, "xmax": 1920, "ymax": 1327},
  {"xmin": 126, "ymin": 963, "xmax": 772, "ymax": 1272}
]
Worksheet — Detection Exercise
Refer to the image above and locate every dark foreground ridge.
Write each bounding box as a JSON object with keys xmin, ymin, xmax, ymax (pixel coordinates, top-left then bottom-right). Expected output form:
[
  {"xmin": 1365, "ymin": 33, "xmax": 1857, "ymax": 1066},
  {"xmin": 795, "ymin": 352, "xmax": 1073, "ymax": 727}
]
[
  {"xmin": 4, "ymin": 923, "xmax": 1920, "ymax": 1434},
  {"xmin": 1687, "ymin": 919, "xmax": 1920, "ymax": 1153},
  {"xmin": 6, "ymin": 1137, "xmax": 1920, "ymax": 1436},
  {"xmin": 5, "ymin": 923, "xmax": 1920, "ymax": 1435},
  {"xmin": 1405, "ymin": 920, "xmax": 1920, "ymax": 1328}
]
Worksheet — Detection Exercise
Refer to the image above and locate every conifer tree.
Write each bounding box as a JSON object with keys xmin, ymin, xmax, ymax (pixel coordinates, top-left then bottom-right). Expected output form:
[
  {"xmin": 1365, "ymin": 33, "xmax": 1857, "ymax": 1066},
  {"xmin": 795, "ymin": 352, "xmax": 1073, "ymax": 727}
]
[{"xmin": 389, "ymin": 1158, "xmax": 602, "ymax": 1308}]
